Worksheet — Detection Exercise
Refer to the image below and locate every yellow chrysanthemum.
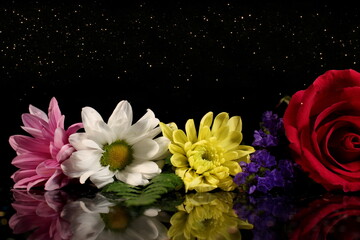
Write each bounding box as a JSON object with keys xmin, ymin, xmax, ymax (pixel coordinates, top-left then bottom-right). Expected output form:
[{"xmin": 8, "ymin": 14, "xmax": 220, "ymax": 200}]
[
  {"xmin": 168, "ymin": 192, "xmax": 253, "ymax": 240},
  {"xmin": 160, "ymin": 112, "xmax": 255, "ymax": 192}
]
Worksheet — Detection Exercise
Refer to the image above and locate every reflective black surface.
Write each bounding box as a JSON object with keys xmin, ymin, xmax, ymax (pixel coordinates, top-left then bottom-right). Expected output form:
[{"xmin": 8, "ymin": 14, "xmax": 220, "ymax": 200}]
[
  {"xmin": 2, "ymin": 1, "xmax": 360, "ymax": 239},
  {"xmin": 3, "ymin": 186, "xmax": 360, "ymax": 240}
]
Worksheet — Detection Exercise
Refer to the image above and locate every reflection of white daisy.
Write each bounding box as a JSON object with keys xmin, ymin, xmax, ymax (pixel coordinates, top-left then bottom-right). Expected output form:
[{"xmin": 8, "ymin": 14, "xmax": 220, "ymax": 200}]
[
  {"xmin": 61, "ymin": 100, "xmax": 170, "ymax": 188},
  {"xmin": 62, "ymin": 194, "xmax": 168, "ymax": 240}
]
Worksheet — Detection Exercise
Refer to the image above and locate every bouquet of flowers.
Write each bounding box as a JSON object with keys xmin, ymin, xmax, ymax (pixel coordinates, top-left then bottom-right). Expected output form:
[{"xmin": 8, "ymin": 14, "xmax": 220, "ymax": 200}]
[{"xmin": 8, "ymin": 68, "xmax": 360, "ymax": 239}]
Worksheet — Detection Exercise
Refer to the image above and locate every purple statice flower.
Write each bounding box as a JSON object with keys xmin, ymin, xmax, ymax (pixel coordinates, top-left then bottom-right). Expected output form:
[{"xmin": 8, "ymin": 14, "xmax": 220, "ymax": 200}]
[
  {"xmin": 234, "ymin": 171, "xmax": 250, "ymax": 185},
  {"xmin": 253, "ymin": 130, "xmax": 278, "ymax": 147},
  {"xmin": 261, "ymin": 111, "xmax": 284, "ymax": 136},
  {"xmin": 256, "ymin": 174, "xmax": 274, "ymax": 193},
  {"xmin": 247, "ymin": 162, "xmax": 261, "ymax": 173},
  {"xmin": 251, "ymin": 149, "xmax": 276, "ymax": 168},
  {"xmin": 235, "ymin": 110, "xmax": 297, "ymax": 194}
]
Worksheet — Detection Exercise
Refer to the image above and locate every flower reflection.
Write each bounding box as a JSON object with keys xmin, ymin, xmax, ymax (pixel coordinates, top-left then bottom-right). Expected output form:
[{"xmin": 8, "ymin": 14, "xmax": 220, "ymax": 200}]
[
  {"xmin": 9, "ymin": 189, "xmax": 71, "ymax": 240},
  {"xmin": 168, "ymin": 192, "xmax": 253, "ymax": 240},
  {"xmin": 234, "ymin": 194, "xmax": 297, "ymax": 240},
  {"xmin": 62, "ymin": 193, "xmax": 169, "ymax": 240},
  {"xmin": 290, "ymin": 194, "xmax": 360, "ymax": 240}
]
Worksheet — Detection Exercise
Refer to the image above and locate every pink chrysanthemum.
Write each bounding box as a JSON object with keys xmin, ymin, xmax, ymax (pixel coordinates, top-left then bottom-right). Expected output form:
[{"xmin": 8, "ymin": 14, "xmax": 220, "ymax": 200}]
[{"xmin": 9, "ymin": 97, "xmax": 83, "ymax": 191}]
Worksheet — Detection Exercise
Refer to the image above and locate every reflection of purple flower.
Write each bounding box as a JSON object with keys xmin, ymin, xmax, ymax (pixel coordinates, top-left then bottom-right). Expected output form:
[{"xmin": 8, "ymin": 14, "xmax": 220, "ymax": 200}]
[{"xmin": 234, "ymin": 195, "xmax": 297, "ymax": 240}]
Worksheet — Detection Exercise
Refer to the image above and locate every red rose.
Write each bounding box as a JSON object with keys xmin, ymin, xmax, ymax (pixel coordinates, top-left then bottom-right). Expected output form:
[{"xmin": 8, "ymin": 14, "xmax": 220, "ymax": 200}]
[
  {"xmin": 284, "ymin": 69, "xmax": 360, "ymax": 192},
  {"xmin": 289, "ymin": 194, "xmax": 360, "ymax": 240}
]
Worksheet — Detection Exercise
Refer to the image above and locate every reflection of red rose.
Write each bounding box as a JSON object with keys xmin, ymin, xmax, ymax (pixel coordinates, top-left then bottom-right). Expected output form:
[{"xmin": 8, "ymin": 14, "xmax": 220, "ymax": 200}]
[
  {"xmin": 9, "ymin": 190, "xmax": 71, "ymax": 240},
  {"xmin": 290, "ymin": 194, "xmax": 360, "ymax": 240},
  {"xmin": 284, "ymin": 69, "xmax": 360, "ymax": 192}
]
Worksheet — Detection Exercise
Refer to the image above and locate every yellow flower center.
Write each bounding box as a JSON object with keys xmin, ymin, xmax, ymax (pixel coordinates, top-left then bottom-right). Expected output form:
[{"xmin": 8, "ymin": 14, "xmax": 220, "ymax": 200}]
[
  {"xmin": 190, "ymin": 141, "xmax": 225, "ymax": 174},
  {"xmin": 101, "ymin": 205, "xmax": 130, "ymax": 231},
  {"xmin": 100, "ymin": 140, "xmax": 133, "ymax": 171}
]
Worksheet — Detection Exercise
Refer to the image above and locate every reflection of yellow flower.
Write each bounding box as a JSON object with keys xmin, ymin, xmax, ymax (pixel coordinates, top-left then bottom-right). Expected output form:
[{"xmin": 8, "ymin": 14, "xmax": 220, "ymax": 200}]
[
  {"xmin": 161, "ymin": 112, "xmax": 255, "ymax": 192},
  {"xmin": 168, "ymin": 192, "xmax": 253, "ymax": 240}
]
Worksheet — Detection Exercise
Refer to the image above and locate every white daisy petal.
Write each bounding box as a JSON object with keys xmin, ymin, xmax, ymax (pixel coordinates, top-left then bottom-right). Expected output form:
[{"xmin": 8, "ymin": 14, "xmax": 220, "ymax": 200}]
[
  {"xmin": 125, "ymin": 161, "xmax": 161, "ymax": 176},
  {"xmin": 89, "ymin": 166, "xmax": 115, "ymax": 188},
  {"xmin": 151, "ymin": 136, "xmax": 171, "ymax": 160},
  {"xmin": 86, "ymin": 121, "xmax": 117, "ymax": 146},
  {"xmin": 115, "ymin": 171, "xmax": 148, "ymax": 186},
  {"xmin": 126, "ymin": 110, "xmax": 160, "ymax": 144},
  {"xmin": 107, "ymin": 100, "xmax": 133, "ymax": 129},
  {"xmin": 61, "ymin": 150, "xmax": 102, "ymax": 177},
  {"xmin": 82, "ymin": 107, "xmax": 105, "ymax": 133},
  {"xmin": 70, "ymin": 132, "xmax": 103, "ymax": 150},
  {"xmin": 80, "ymin": 170, "xmax": 96, "ymax": 184},
  {"xmin": 132, "ymin": 139, "xmax": 159, "ymax": 160}
]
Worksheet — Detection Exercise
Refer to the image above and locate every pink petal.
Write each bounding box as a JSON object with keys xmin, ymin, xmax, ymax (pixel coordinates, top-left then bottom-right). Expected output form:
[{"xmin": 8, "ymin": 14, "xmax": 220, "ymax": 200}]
[
  {"xmin": 10, "ymin": 135, "xmax": 49, "ymax": 154},
  {"xmin": 66, "ymin": 122, "xmax": 83, "ymax": 136},
  {"xmin": 27, "ymin": 178, "xmax": 48, "ymax": 191},
  {"xmin": 53, "ymin": 128, "xmax": 67, "ymax": 149},
  {"xmin": 56, "ymin": 144, "xmax": 75, "ymax": 162},
  {"xmin": 45, "ymin": 170, "xmax": 69, "ymax": 190},
  {"xmin": 21, "ymin": 113, "xmax": 48, "ymax": 130},
  {"xmin": 50, "ymin": 142, "xmax": 60, "ymax": 159},
  {"xmin": 21, "ymin": 126, "xmax": 43, "ymax": 139},
  {"xmin": 11, "ymin": 152, "xmax": 49, "ymax": 169},
  {"xmin": 12, "ymin": 169, "xmax": 38, "ymax": 182},
  {"xmin": 48, "ymin": 97, "xmax": 63, "ymax": 131},
  {"xmin": 12, "ymin": 170, "xmax": 46, "ymax": 190},
  {"xmin": 29, "ymin": 104, "xmax": 48, "ymax": 121},
  {"xmin": 36, "ymin": 162, "xmax": 57, "ymax": 177}
]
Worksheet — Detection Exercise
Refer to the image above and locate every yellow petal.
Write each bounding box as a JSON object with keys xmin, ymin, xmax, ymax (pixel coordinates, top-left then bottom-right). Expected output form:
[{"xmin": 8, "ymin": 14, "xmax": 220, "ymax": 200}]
[
  {"xmin": 228, "ymin": 116, "xmax": 242, "ymax": 132},
  {"xmin": 211, "ymin": 112, "xmax": 229, "ymax": 133},
  {"xmin": 218, "ymin": 177, "xmax": 237, "ymax": 191},
  {"xmin": 213, "ymin": 125, "xmax": 229, "ymax": 142},
  {"xmin": 205, "ymin": 174, "xmax": 220, "ymax": 185},
  {"xmin": 169, "ymin": 143, "xmax": 186, "ymax": 155},
  {"xmin": 233, "ymin": 146, "xmax": 256, "ymax": 158},
  {"xmin": 185, "ymin": 119, "xmax": 198, "ymax": 143},
  {"xmin": 171, "ymin": 153, "xmax": 189, "ymax": 167},
  {"xmin": 184, "ymin": 171, "xmax": 203, "ymax": 192},
  {"xmin": 222, "ymin": 161, "xmax": 241, "ymax": 175},
  {"xmin": 173, "ymin": 129, "xmax": 189, "ymax": 147},
  {"xmin": 219, "ymin": 131, "xmax": 242, "ymax": 150},
  {"xmin": 175, "ymin": 167, "xmax": 188, "ymax": 178},
  {"xmin": 160, "ymin": 122, "xmax": 173, "ymax": 141},
  {"xmin": 199, "ymin": 112, "xmax": 213, "ymax": 129},
  {"xmin": 223, "ymin": 151, "xmax": 238, "ymax": 161},
  {"xmin": 193, "ymin": 159, "xmax": 213, "ymax": 174},
  {"xmin": 211, "ymin": 166, "xmax": 230, "ymax": 179},
  {"xmin": 198, "ymin": 126, "xmax": 211, "ymax": 141}
]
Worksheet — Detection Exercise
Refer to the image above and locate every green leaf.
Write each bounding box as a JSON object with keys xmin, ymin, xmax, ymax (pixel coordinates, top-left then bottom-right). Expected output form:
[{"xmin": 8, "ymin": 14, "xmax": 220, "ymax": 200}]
[{"xmin": 101, "ymin": 173, "xmax": 184, "ymax": 207}]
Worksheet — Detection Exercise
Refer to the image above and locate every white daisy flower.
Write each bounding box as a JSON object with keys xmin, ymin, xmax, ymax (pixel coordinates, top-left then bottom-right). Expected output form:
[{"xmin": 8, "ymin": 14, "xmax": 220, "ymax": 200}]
[{"xmin": 61, "ymin": 100, "xmax": 170, "ymax": 188}]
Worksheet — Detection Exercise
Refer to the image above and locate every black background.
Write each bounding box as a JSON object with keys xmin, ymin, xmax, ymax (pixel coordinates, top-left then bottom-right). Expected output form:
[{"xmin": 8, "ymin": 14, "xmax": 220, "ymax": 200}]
[{"xmin": 1, "ymin": 0, "xmax": 360, "ymax": 238}]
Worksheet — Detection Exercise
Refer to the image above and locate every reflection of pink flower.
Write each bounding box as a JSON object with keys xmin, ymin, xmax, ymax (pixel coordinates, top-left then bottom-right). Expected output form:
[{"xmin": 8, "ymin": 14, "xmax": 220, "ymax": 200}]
[
  {"xmin": 9, "ymin": 190, "xmax": 72, "ymax": 240},
  {"xmin": 290, "ymin": 194, "xmax": 360, "ymax": 240},
  {"xmin": 9, "ymin": 97, "xmax": 83, "ymax": 190}
]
